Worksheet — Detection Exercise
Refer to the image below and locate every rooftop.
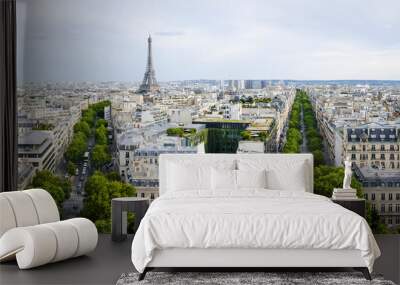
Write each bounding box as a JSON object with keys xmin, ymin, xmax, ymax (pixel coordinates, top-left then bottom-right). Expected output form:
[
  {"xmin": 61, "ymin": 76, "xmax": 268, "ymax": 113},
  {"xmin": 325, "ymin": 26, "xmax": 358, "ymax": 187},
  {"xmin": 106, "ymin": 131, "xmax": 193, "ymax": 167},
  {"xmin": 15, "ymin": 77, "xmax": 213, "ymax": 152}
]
[
  {"xmin": 18, "ymin": 131, "xmax": 52, "ymax": 146},
  {"xmin": 194, "ymin": 118, "xmax": 251, "ymax": 124}
]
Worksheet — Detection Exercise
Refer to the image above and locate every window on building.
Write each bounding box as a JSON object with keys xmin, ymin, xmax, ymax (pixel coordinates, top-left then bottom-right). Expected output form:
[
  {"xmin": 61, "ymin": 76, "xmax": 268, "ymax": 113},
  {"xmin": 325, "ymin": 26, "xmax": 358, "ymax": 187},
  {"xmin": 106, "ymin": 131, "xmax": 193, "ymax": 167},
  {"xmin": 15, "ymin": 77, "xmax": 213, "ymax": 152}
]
[
  {"xmin": 381, "ymin": 193, "xmax": 385, "ymax": 200},
  {"xmin": 371, "ymin": 153, "xmax": 376, "ymax": 159},
  {"xmin": 371, "ymin": 145, "xmax": 376, "ymax": 151},
  {"xmin": 362, "ymin": 145, "xmax": 366, "ymax": 151},
  {"xmin": 372, "ymin": 204, "xmax": 376, "ymax": 211},
  {"xmin": 390, "ymin": 154, "xmax": 395, "ymax": 160},
  {"xmin": 388, "ymin": 217, "xmax": 392, "ymax": 224},
  {"xmin": 388, "ymin": 204, "xmax": 393, "ymax": 212},
  {"xmin": 397, "ymin": 193, "xmax": 400, "ymax": 200},
  {"xmin": 396, "ymin": 216, "xmax": 400, "ymax": 225},
  {"xmin": 351, "ymin": 154, "xmax": 356, "ymax": 160},
  {"xmin": 141, "ymin": 193, "xmax": 145, "ymax": 198},
  {"xmin": 372, "ymin": 193, "xmax": 375, "ymax": 200},
  {"xmin": 125, "ymin": 152, "xmax": 129, "ymax": 158},
  {"xmin": 150, "ymin": 193, "xmax": 155, "ymax": 199},
  {"xmin": 389, "ymin": 193, "xmax": 393, "ymax": 200},
  {"xmin": 396, "ymin": 204, "xmax": 400, "ymax": 213},
  {"xmin": 380, "ymin": 154, "xmax": 385, "ymax": 160},
  {"xmin": 381, "ymin": 204, "xmax": 385, "ymax": 213},
  {"xmin": 380, "ymin": 145, "xmax": 385, "ymax": 151},
  {"xmin": 364, "ymin": 193, "xmax": 368, "ymax": 200},
  {"xmin": 390, "ymin": 145, "xmax": 394, "ymax": 151},
  {"xmin": 351, "ymin": 145, "xmax": 356, "ymax": 151}
]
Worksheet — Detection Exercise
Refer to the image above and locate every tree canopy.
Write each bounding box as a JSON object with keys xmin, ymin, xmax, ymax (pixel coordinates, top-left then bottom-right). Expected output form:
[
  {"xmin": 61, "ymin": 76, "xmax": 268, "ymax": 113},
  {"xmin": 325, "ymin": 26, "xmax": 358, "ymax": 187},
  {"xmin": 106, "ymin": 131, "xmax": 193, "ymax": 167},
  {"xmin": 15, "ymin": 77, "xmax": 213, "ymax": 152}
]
[
  {"xmin": 65, "ymin": 131, "xmax": 88, "ymax": 162},
  {"xmin": 31, "ymin": 170, "xmax": 71, "ymax": 208},
  {"xmin": 81, "ymin": 171, "xmax": 136, "ymax": 233},
  {"xmin": 167, "ymin": 128, "xmax": 185, "ymax": 137},
  {"xmin": 95, "ymin": 125, "xmax": 108, "ymax": 145},
  {"xmin": 91, "ymin": 144, "xmax": 111, "ymax": 169},
  {"xmin": 73, "ymin": 121, "xmax": 91, "ymax": 137}
]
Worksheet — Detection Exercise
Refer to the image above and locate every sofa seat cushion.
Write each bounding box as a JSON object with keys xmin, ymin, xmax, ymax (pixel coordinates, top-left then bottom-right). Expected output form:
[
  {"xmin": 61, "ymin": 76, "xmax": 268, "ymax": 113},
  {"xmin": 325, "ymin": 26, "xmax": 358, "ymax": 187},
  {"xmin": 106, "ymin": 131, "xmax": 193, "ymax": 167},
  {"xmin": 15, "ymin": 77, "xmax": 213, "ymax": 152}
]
[{"xmin": 0, "ymin": 218, "xmax": 98, "ymax": 269}]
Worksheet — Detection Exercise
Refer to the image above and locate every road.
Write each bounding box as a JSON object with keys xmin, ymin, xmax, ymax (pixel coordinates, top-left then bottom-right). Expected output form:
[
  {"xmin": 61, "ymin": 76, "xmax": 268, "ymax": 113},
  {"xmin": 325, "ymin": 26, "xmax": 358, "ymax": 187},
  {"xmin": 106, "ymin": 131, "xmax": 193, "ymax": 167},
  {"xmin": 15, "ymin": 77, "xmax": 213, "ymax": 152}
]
[
  {"xmin": 62, "ymin": 135, "xmax": 95, "ymax": 218},
  {"xmin": 62, "ymin": 117, "xmax": 115, "ymax": 218},
  {"xmin": 300, "ymin": 105, "xmax": 308, "ymax": 153}
]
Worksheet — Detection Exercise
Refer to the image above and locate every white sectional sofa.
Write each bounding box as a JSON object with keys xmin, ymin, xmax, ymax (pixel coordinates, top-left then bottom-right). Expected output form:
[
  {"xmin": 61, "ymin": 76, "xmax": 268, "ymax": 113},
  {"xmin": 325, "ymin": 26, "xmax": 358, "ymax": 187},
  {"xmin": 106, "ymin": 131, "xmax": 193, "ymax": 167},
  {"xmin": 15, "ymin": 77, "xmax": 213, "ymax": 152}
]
[{"xmin": 0, "ymin": 189, "xmax": 98, "ymax": 269}]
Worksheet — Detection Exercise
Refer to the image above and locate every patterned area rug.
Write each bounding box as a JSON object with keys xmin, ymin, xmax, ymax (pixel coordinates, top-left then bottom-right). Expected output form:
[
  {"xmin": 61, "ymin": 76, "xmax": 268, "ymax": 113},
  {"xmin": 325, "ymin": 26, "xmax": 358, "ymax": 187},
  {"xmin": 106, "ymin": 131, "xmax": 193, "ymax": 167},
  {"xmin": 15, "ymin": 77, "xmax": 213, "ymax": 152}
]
[{"xmin": 116, "ymin": 272, "xmax": 395, "ymax": 285}]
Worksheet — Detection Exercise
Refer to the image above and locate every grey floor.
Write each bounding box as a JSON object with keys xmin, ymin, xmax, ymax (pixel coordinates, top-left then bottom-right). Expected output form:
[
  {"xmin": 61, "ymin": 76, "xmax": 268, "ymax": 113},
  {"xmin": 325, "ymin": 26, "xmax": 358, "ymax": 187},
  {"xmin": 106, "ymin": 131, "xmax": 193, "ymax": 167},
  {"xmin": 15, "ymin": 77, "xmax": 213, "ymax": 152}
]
[
  {"xmin": 0, "ymin": 234, "xmax": 135, "ymax": 285},
  {"xmin": 1, "ymin": 234, "xmax": 399, "ymax": 285}
]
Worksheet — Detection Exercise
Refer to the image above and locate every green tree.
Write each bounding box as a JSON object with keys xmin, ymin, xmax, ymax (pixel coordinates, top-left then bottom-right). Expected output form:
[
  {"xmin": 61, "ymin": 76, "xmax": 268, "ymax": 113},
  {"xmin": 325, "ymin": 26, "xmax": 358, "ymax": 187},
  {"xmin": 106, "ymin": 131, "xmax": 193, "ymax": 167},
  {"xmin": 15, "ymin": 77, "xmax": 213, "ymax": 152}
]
[
  {"xmin": 92, "ymin": 144, "xmax": 111, "ymax": 169},
  {"xmin": 82, "ymin": 108, "xmax": 96, "ymax": 127},
  {"xmin": 95, "ymin": 125, "xmax": 108, "ymax": 145},
  {"xmin": 31, "ymin": 170, "xmax": 71, "ymax": 208},
  {"xmin": 74, "ymin": 121, "xmax": 91, "ymax": 137},
  {"xmin": 258, "ymin": 131, "xmax": 268, "ymax": 141},
  {"xmin": 167, "ymin": 128, "xmax": 184, "ymax": 137},
  {"xmin": 106, "ymin": 171, "xmax": 121, "ymax": 181},
  {"xmin": 240, "ymin": 130, "xmax": 251, "ymax": 140},
  {"xmin": 314, "ymin": 165, "xmax": 362, "ymax": 198},
  {"xmin": 81, "ymin": 172, "xmax": 110, "ymax": 220},
  {"xmin": 81, "ymin": 171, "xmax": 136, "ymax": 233},
  {"xmin": 66, "ymin": 132, "xmax": 87, "ymax": 162},
  {"xmin": 95, "ymin": 219, "xmax": 111, "ymax": 234},
  {"xmin": 67, "ymin": 161, "xmax": 76, "ymax": 176},
  {"xmin": 312, "ymin": 150, "xmax": 324, "ymax": 166},
  {"xmin": 308, "ymin": 137, "xmax": 322, "ymax": 152},
  {"xmin": 91, "ymin": 100, "xmax": 111, "ymax": 117},
  {"xmin": 96, "ymin": 118, "xmax": 108, "ymax": 128}
]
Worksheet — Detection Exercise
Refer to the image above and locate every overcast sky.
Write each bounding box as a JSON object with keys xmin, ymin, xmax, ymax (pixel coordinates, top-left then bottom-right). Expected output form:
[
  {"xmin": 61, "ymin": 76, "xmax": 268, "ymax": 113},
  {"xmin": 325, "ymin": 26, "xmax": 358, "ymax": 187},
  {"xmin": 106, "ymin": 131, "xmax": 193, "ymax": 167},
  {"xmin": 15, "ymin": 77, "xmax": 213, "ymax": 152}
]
[{"xmin": 17, "ymin": 0, "xmax": 400, "ymax": 82}]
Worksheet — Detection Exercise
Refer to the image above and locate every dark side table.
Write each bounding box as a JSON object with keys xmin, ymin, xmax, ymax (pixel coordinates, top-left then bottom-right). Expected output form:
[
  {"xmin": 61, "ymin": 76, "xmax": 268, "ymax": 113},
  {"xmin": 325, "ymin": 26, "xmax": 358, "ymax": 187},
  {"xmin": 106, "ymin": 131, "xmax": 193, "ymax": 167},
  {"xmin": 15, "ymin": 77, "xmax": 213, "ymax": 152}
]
[
  {"xmin": 332, "ymin": 198, "xmax": 366, "ymax": 218},
  {"xmin": 111, "ymin": 197, "xmax": 150, "ymax": 242}
]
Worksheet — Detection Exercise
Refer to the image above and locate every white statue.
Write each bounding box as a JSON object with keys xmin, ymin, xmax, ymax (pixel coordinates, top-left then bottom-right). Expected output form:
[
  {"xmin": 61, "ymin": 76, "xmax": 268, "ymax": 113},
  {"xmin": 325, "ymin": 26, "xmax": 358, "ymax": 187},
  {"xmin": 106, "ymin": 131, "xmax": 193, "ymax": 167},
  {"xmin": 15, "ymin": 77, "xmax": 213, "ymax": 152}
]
[{"xmin": 343, "ymin": 157, "xmax": 352, "ymax": 190}]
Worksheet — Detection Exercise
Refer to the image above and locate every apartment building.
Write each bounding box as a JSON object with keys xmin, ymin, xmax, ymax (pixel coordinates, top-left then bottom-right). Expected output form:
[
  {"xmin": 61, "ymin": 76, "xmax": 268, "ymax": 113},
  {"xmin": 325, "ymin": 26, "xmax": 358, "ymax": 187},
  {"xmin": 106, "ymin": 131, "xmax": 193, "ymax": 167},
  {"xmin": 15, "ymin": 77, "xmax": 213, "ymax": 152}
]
[
  {"xmin": 131, "ymin": 136, "xmax": 202, "ymax": 200},
  {"xmin": 18, "ymin": 131, "xmax": 56, "ymax": 173},
  {"xmin": 344, "ymin": 122, "xmax": 400, "ymax": 170},
  {"xmin": 356, "ymin": 166, "xmax": 400, "ymax": 228},
  {"xmin": 116, "ymin": 130, "xmax": 143, "ymax": 179}
]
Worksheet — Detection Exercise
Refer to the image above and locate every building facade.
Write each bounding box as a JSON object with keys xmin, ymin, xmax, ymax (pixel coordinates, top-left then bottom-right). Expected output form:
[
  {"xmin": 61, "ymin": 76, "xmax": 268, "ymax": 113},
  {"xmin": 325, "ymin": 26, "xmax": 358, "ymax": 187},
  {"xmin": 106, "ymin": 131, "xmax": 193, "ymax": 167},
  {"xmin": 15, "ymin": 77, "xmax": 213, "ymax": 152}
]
[{"xmin": 344, "ymin": 123, "xmax": 400, "ymax": 170}]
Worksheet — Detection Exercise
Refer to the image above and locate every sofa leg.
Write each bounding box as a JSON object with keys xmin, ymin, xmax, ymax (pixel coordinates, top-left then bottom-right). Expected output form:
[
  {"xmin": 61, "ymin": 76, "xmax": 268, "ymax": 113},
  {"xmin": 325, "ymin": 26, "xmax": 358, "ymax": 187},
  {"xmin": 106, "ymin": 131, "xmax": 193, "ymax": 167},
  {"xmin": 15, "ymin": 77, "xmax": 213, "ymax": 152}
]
[
  {"xmin": 354, "ymin": 267, "xmax": 371, "ymax": 280},
  {"xmin": 138, "ymin": 268, "xmax": 148, "ymax": 281}
]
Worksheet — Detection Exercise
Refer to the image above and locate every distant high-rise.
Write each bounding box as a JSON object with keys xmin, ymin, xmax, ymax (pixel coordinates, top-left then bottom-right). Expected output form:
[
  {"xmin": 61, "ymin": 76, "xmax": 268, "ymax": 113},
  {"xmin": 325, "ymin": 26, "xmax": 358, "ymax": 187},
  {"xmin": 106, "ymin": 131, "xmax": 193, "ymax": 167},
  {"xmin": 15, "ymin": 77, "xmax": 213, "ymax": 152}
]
[{"xmin": 138, "ymin": 35, "xmax": 160, "ymax": 93}]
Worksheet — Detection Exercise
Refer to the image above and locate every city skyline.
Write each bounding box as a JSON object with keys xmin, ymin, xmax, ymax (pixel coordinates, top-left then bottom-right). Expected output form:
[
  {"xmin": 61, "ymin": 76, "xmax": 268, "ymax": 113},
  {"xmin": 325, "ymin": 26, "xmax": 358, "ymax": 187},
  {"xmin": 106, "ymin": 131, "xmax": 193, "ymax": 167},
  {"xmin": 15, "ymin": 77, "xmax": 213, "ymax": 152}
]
[{"xmin": 17, "ymin": 0, "xmax": 400, "ymax": 82}]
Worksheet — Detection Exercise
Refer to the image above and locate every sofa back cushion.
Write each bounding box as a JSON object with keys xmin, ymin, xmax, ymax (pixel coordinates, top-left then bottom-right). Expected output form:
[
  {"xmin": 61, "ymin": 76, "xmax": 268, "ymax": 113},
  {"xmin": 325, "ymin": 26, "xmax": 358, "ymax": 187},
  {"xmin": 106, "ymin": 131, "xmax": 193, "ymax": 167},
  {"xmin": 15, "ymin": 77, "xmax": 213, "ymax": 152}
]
[{"xmin": 0, "ymin": 189, "xmax": 60, "ymax": 238}]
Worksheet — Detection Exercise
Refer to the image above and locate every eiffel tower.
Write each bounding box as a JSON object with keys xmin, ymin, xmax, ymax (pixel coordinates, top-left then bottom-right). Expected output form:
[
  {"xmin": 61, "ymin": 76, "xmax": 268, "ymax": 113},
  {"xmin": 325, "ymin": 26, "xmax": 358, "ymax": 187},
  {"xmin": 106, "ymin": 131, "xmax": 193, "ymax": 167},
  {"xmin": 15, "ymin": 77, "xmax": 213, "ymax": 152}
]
[{"xmin": 138, "ymin": 34, "xmax": 160, "ymax": 93}]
